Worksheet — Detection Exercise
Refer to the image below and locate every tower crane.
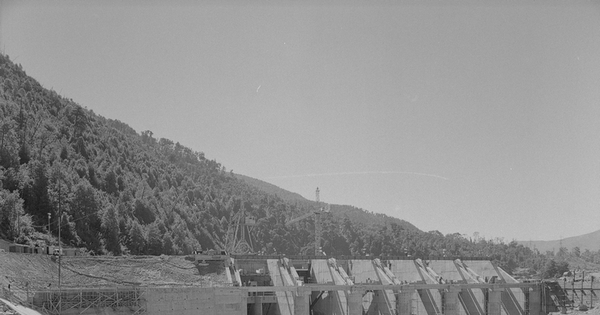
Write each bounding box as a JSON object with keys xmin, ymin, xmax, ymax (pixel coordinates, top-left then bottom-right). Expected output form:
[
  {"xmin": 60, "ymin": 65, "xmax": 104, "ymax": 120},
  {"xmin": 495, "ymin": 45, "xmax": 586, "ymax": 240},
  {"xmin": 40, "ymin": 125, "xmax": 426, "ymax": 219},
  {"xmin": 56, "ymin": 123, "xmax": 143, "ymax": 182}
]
[{"xmin": 285, "ymin": 187, "xmax": 330, "ymax": 256}]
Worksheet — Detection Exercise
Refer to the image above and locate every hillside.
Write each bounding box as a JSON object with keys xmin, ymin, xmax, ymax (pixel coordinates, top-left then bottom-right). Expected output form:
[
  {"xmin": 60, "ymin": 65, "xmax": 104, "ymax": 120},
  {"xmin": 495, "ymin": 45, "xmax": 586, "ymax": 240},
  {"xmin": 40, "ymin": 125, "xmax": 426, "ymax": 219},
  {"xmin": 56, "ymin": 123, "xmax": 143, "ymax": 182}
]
[
  {"xmin": 0, "ymin": 52, "xmax": 574, "ymax": 276},
  {"xmin": 234, "ymin": 174, "xmax": 307, "ymax": 203},
  {"xmin": 518, "ymin": 229, "xmax": 600, "ymax": 253},
  {"xmin": 236, "ymin": 174, "xmax": 420, "ymax": 231},
  {"xmin": 0, "ymin": 251, "xmax": 225, "ymax": 302}
]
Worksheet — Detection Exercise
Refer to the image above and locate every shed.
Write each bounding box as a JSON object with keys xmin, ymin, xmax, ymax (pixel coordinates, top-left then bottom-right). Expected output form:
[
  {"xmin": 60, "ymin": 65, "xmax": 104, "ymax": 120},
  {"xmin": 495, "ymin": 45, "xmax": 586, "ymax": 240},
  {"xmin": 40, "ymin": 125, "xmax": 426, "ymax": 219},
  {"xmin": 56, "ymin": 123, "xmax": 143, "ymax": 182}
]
[
  {"xmin": 0, "ymin": 239, "xmax": 10, "ymax": 252},
  {"xmin": 9, "ymin": 243, "xmax": 32, "ymax": 253}
]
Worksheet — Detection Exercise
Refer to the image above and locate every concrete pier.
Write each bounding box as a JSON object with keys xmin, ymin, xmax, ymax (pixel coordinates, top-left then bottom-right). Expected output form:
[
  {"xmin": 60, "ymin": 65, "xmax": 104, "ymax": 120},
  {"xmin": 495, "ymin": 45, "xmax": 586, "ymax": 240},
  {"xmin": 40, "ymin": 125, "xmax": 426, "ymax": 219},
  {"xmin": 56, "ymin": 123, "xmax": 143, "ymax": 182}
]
[{"xmin": 444, "ymin": 287, "xmax": 461, "ymax": 315}]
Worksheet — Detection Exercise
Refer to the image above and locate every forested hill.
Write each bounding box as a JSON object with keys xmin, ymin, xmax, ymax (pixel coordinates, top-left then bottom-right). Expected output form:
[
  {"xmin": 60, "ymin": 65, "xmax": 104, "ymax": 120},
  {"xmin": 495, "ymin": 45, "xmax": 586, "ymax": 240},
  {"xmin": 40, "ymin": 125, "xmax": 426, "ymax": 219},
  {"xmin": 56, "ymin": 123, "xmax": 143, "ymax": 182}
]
[
  {"xmin": 234, "ymin": 174, "xmax": 307, "ymax": 203},
  {"xmin": 234, "ymin": 174, "xmax": 419, "ymax": 230},
  {"xmin": 0, "ymin": 53, "xmax": 565, "ymax": 276}
]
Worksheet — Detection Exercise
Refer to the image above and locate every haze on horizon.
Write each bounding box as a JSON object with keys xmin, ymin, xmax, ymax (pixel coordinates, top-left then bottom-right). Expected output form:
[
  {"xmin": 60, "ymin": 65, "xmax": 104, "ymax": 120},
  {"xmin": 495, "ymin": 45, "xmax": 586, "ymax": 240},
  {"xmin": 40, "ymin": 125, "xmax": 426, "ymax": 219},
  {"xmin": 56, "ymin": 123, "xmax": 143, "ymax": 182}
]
[{"xmin": 1, "ymin": 1, "xmax": 599, "ymax": 242}]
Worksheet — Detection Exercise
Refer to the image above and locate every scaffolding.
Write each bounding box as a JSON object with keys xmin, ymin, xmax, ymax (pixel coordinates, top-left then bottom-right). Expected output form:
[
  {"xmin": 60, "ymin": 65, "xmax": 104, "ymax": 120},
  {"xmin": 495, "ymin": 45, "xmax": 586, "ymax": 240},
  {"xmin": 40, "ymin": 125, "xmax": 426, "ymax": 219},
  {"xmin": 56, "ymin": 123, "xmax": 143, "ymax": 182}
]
[{"xmin": 33, "ymin": 287, "xmax": 145, "ymax": 315}]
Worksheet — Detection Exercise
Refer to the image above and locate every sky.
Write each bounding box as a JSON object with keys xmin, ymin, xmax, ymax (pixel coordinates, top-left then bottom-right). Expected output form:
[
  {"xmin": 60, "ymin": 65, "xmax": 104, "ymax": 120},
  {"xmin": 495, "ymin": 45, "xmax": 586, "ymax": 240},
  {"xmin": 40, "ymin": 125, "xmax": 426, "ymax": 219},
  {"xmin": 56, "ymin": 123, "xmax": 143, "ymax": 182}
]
[{"xmin": 1, "ymin": 1, "xmax": 600, "ymax": 241}]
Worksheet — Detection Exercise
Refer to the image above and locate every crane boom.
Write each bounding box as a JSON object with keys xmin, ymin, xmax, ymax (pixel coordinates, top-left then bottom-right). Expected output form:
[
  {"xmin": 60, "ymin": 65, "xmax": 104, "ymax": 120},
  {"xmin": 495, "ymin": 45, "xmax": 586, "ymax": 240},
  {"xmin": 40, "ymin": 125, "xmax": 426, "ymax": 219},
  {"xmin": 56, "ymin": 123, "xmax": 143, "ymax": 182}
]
[
  {"xmin": 285, "ymin": 211, "xmax": 315, "ymax": 226},
  {"xmin": 284, "ymin": 187, "xmax": 329, "ymax": 256}
]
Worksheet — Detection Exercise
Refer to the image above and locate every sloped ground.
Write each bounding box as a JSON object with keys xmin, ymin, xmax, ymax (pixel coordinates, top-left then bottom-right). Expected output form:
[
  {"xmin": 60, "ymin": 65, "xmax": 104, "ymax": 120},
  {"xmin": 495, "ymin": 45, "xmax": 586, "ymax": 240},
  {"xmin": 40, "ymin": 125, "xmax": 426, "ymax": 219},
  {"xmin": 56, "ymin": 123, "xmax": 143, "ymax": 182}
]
[
  {"xmin": 564, "ymin": 306, "xmax": 600, "ymax": 315},
  {"xmin": 0, "ymin": 252, "xmax": 228, "ymax": 302}
]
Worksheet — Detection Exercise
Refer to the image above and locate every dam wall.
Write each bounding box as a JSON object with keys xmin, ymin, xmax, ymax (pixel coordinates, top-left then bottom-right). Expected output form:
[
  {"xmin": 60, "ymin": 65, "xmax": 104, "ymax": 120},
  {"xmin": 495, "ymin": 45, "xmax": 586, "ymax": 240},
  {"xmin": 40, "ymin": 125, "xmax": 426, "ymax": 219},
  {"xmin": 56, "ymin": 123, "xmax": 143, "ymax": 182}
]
[{"xmin": 25, "ymin": 258, "xmax": 546, "ymax": 315}]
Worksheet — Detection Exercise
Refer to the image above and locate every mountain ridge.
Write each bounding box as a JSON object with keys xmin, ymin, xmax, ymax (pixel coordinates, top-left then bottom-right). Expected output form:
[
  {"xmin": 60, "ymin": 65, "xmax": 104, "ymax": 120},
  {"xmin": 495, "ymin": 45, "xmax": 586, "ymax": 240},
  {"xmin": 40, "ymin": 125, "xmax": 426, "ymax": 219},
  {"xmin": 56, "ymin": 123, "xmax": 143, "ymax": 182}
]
[
  {"xmin": 234, "ymin": 174, "xmax": 307, "ymax": 203},
  {"xmin": 235, "ymin": 173, "xmax": 421, "ymax": 231},
  {"xmin": 518, "ymin": 229, "xmax": 600, "ymax": 253}
]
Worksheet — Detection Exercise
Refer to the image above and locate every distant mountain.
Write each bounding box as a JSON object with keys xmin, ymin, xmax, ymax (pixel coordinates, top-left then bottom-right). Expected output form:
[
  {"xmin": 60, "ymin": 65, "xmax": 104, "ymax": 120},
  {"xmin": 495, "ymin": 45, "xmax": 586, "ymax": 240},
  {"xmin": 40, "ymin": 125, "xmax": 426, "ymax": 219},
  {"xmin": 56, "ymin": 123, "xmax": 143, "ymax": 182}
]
[{"xmin": 518, "ymin": 229, "xmax": 600, "ymax": 253}]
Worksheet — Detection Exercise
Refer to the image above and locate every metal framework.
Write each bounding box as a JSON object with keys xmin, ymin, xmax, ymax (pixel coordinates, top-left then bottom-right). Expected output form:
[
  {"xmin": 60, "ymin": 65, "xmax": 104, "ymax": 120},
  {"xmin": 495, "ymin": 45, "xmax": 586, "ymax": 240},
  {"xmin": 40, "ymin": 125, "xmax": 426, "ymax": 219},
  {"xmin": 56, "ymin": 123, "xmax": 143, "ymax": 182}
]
[
  {"xmin": 285, "ymin": 188, "xmax": 330, "ymax": 256},
  {"xmin": 226, "ymin": 204, "xmax": 257, "ymax": 254},
  {"xmin": 35, "ymin": 287, "xmax": 145, "ymax": 315}
]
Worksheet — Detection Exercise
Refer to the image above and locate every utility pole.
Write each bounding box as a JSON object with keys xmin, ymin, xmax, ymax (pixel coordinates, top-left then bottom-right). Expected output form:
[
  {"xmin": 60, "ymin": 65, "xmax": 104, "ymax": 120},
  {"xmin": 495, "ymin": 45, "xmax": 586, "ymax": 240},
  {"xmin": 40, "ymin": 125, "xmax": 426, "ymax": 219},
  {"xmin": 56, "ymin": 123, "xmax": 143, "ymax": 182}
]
[
  {"xmin": 591, "ymin": 276, "xmax": 594, "ymax": 308},
  {"xmin": 582, "ymin": 271, "xmax": 585, "ymax": 305},
  {"xmin": 47, "ymin": 213, "xmax": 51, "ymax": 247},
  {"xmin": 58, "ymin": 180, "xmax": 62, "ymax": 289},
  {"xmin": 57, "ymin": 176, "xmax": 62, "ymax": 315},
  {"xmin": 315, "ymin": 187, "xmax": 321, "ymax": 256}
]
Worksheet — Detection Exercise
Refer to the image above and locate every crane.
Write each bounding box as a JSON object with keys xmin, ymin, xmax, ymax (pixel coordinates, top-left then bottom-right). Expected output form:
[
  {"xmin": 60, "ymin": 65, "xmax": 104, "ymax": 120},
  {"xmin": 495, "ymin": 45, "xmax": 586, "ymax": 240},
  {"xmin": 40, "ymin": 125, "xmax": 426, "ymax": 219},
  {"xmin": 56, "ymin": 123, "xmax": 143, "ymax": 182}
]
[
  {"xmin": 225, "ymin": 204, "xmax": 256, "ymax": 254},
  {"xmin": 285, "ymin": 187, "xmax": 329, "ymax": 256}
]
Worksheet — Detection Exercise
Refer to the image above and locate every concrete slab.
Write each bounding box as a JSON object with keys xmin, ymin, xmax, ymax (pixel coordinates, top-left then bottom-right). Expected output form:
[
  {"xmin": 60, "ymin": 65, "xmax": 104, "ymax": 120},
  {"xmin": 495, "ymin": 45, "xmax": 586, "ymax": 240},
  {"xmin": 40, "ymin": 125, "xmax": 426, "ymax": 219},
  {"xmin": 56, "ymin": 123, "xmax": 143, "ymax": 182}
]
[
  {"xmin": 463, "ymin": 260, "xmax": 500, "ymax": 280},
  {"xmin": 311, "ymin": 259, "xmax": 349, "ymax": 315},
  {"xmin": 144, "ymin": 287, "xmax": 219, "ymax": 315},
  {"xmin": 462, "ymin": 261, "xmax": 516, "ymax": 315},
  {"xmin": 389, "ymin": 260, "xmax": 423, "ymax": 283},
  {"xmin": 267, "ymin": 259, "xmax": 294, "ymax": 315},
  {"xmin": 0, "ymin": 298, "xmax": 42, "ymax": 315},
  {"xmin": 371, "ymin": 261, "xmax": 398, "ymax": 315},
  {"xmin": 349, "ymin": 260, "xmax": 379, "ymax": 284},
  {"xmin": 394, "ymin": 260, "xmax": 443, "ymax": 315},
  {"xmin": 429, "ymin": 260, "xmax": 462, "ymax": 282}
]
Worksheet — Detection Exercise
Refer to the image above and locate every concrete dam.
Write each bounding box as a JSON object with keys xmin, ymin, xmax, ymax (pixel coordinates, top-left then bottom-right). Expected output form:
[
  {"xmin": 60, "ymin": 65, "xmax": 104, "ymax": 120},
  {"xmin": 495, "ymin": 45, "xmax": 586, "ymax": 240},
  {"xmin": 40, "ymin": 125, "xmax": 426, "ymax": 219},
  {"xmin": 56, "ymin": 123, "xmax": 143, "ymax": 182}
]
[{"xmin": 19, "ymin": 256, "xmax": 559, "ymax": 315}]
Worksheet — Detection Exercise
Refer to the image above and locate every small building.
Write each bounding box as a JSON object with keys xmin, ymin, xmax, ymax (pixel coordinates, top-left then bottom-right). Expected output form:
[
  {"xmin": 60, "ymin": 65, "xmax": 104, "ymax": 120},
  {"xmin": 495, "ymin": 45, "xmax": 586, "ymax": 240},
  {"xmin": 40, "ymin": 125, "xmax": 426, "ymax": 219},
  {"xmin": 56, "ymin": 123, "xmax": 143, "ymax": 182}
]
[
  {"xmin": 9, "ymin": 243, "xmax": 33, "ymax": 253},
  {"xmin": 48, "ymin": 246, "xmax": 83, "ymax": 256},
  {"xmin": 0, "ymin": 239, "xmax": 10, "ymax": 252},
  {"xmin": 63, "ymin": 247, "xmax": 81, "ymax": 256}
]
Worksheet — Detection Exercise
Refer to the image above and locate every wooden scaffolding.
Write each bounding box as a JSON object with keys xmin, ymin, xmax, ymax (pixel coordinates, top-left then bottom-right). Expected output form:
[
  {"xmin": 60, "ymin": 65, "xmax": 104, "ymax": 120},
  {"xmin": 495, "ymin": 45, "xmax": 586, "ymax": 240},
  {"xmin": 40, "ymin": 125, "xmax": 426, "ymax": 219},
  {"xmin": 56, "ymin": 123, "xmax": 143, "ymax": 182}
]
[{"xmin": 33, "ymin": 287, "xmax": 145, "ymax": 315}]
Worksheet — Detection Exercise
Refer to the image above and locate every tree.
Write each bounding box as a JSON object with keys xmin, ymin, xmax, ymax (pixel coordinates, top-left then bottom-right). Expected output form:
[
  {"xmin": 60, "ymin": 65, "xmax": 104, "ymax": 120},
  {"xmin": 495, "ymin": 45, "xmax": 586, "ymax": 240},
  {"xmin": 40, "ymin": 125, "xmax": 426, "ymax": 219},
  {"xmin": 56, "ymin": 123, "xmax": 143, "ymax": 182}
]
[
  {"xmin": 70, "ymin": 180, "xmax": 102, "ymax": 251},
  {"xmin": 146, "ymin": 223, "xmax": 162, "ymax": 255},
  {"xmin": 542, "ymin": 259, "xmax": 569, "ymax": 279},
  {"xmin": 128, "ymin": 220, "xmax": 146, "ymax": 255},
  {"xmin": 104, "ymin": 170, "xmax": 118, "ymax": 195},
  {"xmin": 162, "ymin": 233, "xmax": 174, "ymax": 255},
  {"xmin": 102, "ymin": 204, "xmax": 121, "ymax": 255},
  {"xmin": 70, "ymin": 106, "xmax": 89, "ymax": 139},
  {"xmin": 0, "ymin": 189, "xmax": 25, "ymax": 240},
  {"xmin": 25, "ymin": 161, "xmax": 52, "ymax": 225},
  {"xmin": 133, "ymin": 199, "xmax": 155, "ymax": 224},
  {"xmin": 0, "ymin": 118, "xmax": 14, "ymax": 152}
]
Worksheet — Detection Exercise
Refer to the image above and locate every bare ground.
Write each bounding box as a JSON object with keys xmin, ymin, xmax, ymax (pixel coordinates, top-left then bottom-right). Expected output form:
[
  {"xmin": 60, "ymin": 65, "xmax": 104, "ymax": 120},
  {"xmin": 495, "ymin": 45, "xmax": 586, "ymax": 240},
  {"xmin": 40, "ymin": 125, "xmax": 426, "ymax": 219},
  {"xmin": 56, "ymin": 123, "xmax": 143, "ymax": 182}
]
[{"xmin": 0, "ymin": 252, "xmax": 228, "ymax": 301}]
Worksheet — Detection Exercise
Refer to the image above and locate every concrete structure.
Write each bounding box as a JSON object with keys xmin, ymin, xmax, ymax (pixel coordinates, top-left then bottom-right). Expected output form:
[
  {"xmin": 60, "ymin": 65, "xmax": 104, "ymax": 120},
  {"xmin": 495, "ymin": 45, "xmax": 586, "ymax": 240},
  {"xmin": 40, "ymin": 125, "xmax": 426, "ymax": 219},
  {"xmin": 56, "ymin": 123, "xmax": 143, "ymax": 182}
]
[
  {"xmin": 21, "ymin": 257, "xmax": 558, "ymax": 315},
  {"xmin": 0, "ymin": 297, "xmax": 43, "ymax": 315}
]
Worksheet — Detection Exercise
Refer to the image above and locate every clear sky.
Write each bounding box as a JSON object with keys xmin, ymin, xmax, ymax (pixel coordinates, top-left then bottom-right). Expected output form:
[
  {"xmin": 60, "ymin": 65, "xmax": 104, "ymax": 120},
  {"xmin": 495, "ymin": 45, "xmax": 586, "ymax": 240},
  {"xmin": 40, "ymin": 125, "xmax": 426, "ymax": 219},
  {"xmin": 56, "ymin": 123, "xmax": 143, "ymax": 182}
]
[{"xmin": 2, "ymin": 1, "xmax": 599, "ymax": 241}]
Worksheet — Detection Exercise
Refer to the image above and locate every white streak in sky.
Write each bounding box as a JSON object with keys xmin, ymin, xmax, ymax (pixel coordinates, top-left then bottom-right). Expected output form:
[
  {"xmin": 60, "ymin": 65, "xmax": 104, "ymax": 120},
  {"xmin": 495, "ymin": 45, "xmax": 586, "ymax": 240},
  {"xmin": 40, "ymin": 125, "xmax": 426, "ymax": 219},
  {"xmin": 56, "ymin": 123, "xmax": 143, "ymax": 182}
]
[
  {"xmin": 256, "ymin": 85, "xmax": 261, "ymax": 93},
  {"xmin": 266, "ymin": 171, "xmax": 449, "ymax": 181}
]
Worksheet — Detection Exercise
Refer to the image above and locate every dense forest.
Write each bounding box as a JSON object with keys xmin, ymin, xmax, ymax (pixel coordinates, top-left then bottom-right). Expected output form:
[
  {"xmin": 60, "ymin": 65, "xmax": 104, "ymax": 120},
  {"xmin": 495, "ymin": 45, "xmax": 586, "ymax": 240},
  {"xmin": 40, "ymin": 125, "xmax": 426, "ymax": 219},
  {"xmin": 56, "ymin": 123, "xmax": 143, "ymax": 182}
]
[{"xmin": 0, "ymin": 53, "xmax": 590, "ymax": 278}]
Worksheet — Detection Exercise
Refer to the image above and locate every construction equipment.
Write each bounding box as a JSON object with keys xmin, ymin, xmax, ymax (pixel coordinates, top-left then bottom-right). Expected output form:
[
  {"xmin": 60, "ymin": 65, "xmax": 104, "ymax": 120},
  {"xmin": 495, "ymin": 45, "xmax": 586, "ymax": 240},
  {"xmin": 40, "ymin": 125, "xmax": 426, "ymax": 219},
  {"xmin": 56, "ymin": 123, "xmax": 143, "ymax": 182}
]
[
  {"xmin": 225, "ymin": 204, "xmax": 256, "ymax": 254},
  {"xmin": 285, "ymin": 187, "xmax": 329, "ymax": 256}
]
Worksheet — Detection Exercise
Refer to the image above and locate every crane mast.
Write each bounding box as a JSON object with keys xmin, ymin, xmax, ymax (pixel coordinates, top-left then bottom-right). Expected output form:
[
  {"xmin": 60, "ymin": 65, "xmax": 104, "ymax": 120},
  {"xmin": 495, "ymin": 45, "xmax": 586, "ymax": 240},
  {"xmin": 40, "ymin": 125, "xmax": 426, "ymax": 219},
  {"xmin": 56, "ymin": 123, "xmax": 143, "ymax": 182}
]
[
  {"xmin": 285, "ymin": 187, "xmax": 329, "ymax": 256},
  {"xmin": 314, "ymin": 187, "xmax": 322, "ymax": 256}
]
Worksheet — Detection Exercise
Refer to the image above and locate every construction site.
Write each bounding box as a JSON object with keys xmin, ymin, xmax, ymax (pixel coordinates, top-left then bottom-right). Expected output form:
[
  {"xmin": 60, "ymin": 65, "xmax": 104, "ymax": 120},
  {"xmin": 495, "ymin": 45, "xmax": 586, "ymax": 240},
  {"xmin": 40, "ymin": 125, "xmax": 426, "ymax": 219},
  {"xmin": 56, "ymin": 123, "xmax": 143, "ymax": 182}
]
[
  {"xmin": 0, "ymin": 190, "xmax": 582, "ymax": 315},
  {"xmin": 0, "ymin": 253, "xmax": 572, "ymax": 315}
]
